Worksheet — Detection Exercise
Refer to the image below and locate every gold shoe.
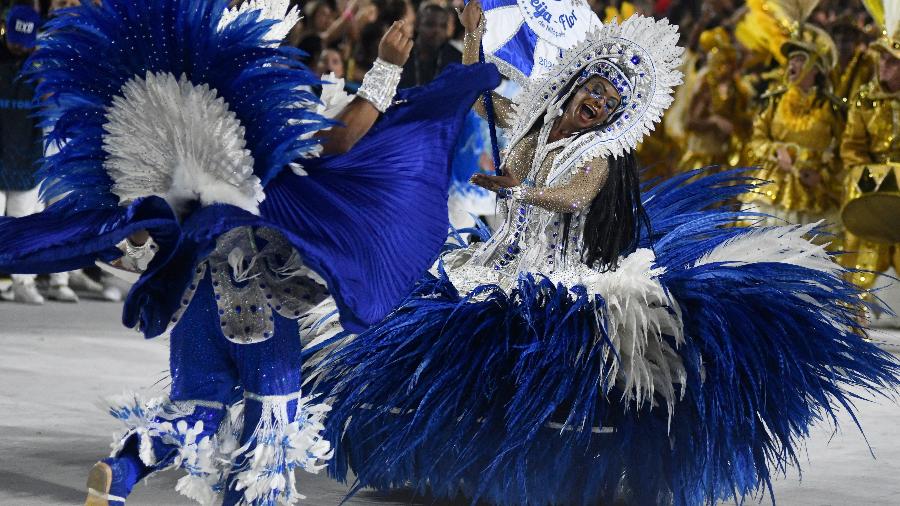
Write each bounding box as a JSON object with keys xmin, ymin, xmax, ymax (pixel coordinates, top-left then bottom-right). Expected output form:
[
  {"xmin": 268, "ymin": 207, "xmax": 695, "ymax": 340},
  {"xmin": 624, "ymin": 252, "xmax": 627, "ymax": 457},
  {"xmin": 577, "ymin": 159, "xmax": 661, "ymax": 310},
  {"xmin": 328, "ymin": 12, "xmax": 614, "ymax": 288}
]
[{"xmin": 85, "ymin": 461, "xmax": 126, "ymax": 506}]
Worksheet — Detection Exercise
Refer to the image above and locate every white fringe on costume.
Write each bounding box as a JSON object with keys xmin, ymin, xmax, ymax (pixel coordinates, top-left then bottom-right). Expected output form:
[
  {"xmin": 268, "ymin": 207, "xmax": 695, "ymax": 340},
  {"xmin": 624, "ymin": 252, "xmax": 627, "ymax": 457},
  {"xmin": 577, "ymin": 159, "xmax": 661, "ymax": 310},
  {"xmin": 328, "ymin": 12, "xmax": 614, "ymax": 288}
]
[
  {"xmin": 231, "ymin": 392, "xmax": 333, "ymax": 504},
  {"xmin": 105, "ymin": 391, "xmax": 331, "ymax": 505}
]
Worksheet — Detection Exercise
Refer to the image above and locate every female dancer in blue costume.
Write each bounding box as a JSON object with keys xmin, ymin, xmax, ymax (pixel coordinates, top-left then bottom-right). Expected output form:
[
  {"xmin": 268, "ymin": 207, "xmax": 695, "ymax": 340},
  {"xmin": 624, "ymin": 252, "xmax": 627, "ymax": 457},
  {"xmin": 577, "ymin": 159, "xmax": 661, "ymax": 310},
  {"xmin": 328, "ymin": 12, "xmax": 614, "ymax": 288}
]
[
  {"xmin": 307, "ymin": 2, "xmax": 900, "ymax": 505},
  {"xmin": 0, "ymin": 0, "xmax": 499, "ymax": 504}
]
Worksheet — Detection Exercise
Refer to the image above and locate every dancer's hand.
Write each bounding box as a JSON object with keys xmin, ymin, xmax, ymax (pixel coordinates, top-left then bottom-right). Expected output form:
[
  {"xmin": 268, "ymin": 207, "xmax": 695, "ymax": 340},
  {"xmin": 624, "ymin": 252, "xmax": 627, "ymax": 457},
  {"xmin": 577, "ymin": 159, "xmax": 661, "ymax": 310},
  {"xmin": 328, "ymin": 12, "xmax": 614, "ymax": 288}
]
[
  {"xmin": 458, "ymin": 0, "xmax": 483, "ymax": 33},
  {"xmin": 776, "ymin": 146, "xmax": 793, "ymax": 171},
  {"xmin": 471, "ymin": 172, "xmax": 520, "ymax": 192},
  {"xmin": 379, "ymin": 20, "xmax": 414, "ymax": 67}
]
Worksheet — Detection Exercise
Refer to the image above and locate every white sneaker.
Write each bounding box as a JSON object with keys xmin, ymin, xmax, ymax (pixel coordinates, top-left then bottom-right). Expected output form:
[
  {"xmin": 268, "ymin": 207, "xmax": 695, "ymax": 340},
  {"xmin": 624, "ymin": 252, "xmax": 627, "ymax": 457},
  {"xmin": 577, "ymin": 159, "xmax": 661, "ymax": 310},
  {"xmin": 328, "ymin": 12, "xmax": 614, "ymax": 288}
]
[
  {"xmin": 68, "ymin": 270, "xmax": 105, "ymax": 292},
  {"xmin": 12, "ymin": 281, "xmax": 45, "ymax": 305},
  {"xmin": 48, "ymin": 284, "xmax": 79, "ymax": 303}
]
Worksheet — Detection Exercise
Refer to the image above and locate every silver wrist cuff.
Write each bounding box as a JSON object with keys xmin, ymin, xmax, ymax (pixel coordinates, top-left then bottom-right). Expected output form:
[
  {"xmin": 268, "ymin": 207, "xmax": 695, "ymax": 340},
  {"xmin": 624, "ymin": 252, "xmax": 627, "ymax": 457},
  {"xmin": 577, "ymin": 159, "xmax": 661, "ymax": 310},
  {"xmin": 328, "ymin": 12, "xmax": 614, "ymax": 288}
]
[
  {"xmin": 119, "ymin": 237, "xmax": 158, "ymax": 272},
  {"xmin": 357, "ymin": 58, "xmax": 402, "ymax": 113}
]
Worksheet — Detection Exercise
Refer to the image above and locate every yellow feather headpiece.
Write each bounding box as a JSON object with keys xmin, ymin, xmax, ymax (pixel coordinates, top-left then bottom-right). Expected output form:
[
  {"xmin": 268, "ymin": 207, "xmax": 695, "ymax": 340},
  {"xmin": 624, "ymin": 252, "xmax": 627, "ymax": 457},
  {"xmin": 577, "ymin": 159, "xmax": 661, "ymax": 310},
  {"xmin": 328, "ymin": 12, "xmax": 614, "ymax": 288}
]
[
  {"xmin": 863, "ymin": 0, "xmax": 900, "ymax": 58},
  {"xmin": 734, "ymin": 0, "xmax": 791, "ymax": 64}
]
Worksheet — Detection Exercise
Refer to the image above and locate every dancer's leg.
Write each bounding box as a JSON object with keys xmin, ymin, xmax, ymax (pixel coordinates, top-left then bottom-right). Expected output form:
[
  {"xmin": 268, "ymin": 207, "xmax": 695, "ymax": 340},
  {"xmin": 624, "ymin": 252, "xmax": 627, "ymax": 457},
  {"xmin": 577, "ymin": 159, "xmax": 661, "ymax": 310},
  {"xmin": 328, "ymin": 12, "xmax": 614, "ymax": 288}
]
[
  {"xmin": 88, "ymin": 276, "xmax": 240, "ymax": 505},
  {"xmin": 221, "ymin": 314, "xmax": 330, "ymax": 506}
]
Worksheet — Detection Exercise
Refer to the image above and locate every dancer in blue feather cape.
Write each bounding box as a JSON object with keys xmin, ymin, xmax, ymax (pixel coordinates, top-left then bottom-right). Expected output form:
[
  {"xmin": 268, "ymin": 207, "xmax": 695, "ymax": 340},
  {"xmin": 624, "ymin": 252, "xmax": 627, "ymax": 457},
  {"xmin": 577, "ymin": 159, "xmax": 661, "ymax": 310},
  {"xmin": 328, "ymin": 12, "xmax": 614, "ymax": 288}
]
[
  {"xmin": 305, "ymin": 4, "xmax": 900, "ymax": 505},
  {"xmin": 0, "ymin": 0, "xmax": 500, "ymax": 504}
]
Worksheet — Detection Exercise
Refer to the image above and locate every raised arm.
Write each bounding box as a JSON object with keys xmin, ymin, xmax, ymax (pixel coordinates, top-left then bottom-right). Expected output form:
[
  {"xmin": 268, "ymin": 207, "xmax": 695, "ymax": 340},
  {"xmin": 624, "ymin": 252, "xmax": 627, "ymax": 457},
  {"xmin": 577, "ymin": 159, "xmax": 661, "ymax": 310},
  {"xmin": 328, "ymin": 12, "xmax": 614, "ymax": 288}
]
[
  {"xmin": 316, "ymin": 20, "xmax": 413, "ymax": 155},
  {"xmin": 459, "ymin": 0, "xmax": 515, "ymax": 129}
]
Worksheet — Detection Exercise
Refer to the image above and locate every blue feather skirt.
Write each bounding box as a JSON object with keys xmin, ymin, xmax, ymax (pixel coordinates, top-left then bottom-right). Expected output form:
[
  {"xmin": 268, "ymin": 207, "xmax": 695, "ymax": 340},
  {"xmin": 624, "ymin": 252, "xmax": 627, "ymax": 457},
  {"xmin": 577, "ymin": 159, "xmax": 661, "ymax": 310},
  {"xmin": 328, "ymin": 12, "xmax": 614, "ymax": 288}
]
[{"xmin": 310, "ymin": 171, "xmax": 900, "ymax": 506}]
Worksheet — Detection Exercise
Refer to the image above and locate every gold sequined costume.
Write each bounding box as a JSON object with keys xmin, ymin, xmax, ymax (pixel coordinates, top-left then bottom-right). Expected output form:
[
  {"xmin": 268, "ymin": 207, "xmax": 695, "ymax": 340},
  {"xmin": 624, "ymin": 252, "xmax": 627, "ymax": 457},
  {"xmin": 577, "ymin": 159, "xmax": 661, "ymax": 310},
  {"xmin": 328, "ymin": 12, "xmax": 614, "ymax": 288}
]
[
  {"xmin": 840, "ymin": 79, "xmax": 900, "ymax": 289},
  {"xmin": 838, "ymin": 0, "xmax": 900, "ymax": 301},
  {"xmin": 742, "ymin": 84, "xmax": 844, "ymax": 223},
  {"xmin": 741, "ymin": 20, "xmax": 845, "ymax": 228}
]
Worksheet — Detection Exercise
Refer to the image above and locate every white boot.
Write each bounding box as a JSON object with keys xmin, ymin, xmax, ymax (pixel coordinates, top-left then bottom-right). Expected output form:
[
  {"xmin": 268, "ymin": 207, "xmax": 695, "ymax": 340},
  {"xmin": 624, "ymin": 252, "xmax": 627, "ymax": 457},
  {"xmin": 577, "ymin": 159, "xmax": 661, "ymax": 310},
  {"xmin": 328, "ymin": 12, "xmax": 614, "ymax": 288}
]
[
  {"xmin": 12, "ymin": 279, "xmax": 44, "ymax": 305},
  {"xmin": 48, "ymin": 283, "xmax": 79, "ymax": 303}
]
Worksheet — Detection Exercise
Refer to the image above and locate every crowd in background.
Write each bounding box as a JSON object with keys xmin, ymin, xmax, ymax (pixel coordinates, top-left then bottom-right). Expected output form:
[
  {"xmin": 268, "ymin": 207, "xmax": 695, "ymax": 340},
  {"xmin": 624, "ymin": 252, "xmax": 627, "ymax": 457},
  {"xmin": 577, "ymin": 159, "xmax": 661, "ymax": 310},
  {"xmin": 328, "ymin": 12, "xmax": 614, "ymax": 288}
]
[{"xmin": 1, "ymin": 0, "xmax": 897, "ymax": 313}]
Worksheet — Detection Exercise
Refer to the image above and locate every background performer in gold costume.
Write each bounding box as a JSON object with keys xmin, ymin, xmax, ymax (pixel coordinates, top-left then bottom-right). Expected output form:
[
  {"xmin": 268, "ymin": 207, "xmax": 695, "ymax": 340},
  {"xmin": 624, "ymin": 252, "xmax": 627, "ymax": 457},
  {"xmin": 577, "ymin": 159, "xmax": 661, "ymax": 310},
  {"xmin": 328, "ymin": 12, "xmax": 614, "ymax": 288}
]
[
  {"xmin": 741, "ymin": 12, "xmax": 845, "ymax": 230},
  {"xmin": 840, "ymin": 0, "xmax": 900, "ymax": 327}
]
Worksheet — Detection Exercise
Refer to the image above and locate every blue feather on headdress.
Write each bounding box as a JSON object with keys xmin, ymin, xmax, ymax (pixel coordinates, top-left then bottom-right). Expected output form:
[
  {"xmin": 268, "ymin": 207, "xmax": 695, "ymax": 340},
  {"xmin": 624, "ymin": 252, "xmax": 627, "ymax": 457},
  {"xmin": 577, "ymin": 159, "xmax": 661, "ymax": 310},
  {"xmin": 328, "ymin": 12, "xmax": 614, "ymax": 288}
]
[{"xmin": 28, "ymin": 0, "xmax": 329, "ymax": 209}]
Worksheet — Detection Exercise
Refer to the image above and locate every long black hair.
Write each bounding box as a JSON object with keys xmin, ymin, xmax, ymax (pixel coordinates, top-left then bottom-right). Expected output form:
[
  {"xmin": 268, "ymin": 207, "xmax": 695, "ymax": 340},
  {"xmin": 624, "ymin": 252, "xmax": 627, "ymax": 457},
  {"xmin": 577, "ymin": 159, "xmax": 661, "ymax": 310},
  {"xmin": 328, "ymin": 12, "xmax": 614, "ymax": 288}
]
[{"xmin": 558, "ymin": 152, "xmax": 650, "ymax": 272}]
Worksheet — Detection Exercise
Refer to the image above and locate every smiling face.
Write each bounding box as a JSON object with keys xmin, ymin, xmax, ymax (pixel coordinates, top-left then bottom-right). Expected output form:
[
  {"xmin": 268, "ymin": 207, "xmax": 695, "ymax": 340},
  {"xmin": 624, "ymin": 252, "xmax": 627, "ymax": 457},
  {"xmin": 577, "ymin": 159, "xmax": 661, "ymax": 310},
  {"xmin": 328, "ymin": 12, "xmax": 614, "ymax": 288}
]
[{"xmin": 559, "ymin": 76, "xmax": 623, "ymax": 133}]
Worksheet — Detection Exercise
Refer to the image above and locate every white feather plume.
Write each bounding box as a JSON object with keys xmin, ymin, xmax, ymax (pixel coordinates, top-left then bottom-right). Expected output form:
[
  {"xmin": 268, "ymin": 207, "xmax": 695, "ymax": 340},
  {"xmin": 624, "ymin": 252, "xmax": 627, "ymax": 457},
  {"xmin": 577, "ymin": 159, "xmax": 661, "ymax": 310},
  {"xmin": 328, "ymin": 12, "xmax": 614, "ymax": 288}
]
[
  {"xmin": 218, "ymin": 0, "xmax": 300, "ymax": 44},
  {"xmin": 549, "ymin": 248, "xmax": 686, "ymax": 418},
  {"xmin": 103, "ymin": 72, "xmax": 264, "ymax": 216},
  {"xmin": 693, "ymin": 222, "xmax": 840, "ymax": 275}
]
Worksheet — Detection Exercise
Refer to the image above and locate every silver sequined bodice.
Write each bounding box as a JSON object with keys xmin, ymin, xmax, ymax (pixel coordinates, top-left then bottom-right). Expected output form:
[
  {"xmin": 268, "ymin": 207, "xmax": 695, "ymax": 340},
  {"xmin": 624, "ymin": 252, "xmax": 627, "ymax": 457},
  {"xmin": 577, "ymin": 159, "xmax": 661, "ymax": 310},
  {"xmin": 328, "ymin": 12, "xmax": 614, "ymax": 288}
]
[
  {"xmin": 170, "ymin": 227, "xmax": 328, "ymax": 344},
  {"xmin": 441, "ymin": 129, "xmax": 610, "ymax": 293}
]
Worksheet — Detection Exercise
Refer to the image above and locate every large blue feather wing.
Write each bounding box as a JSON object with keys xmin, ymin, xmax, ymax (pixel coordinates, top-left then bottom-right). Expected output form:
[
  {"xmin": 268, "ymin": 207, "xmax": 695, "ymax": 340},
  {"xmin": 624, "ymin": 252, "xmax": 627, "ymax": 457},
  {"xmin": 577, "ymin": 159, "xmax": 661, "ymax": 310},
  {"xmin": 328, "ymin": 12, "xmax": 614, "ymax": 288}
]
[{"xmin": 29, "ymin": 0, "xmax": 329, "ymax": 209}]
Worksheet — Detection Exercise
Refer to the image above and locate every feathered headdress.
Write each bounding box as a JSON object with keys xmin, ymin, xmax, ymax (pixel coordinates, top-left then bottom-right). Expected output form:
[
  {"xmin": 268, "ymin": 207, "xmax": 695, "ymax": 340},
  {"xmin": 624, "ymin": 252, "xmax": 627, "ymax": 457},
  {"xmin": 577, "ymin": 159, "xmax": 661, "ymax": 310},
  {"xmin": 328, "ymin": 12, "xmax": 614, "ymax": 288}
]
[
  {"xmin": 30, "ymin": 0, "xmax": 328, "ymax": 216},
  {"xmin": 863, "ymin": 0, "xmax": 900, "ymax": 57},
  {"xmin": 769, "ymin": 0, "xmax": 838, "ymax": 72},
  {"xmin": 508, "ymin": 15, "xmax": 683, "ymax": 167}
]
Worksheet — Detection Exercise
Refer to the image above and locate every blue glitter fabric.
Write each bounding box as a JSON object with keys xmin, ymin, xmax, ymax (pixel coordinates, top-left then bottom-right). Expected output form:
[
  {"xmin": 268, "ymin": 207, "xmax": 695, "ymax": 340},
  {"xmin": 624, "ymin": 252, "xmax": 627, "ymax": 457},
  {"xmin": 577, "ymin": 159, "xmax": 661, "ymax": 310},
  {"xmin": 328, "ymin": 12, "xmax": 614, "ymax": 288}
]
[
  {"xmin": 169, "ymin": 274, "xmax": 303, "ymax": 402},
  {"xmin": 111, "ymin": 275, "xmax": 308, "ymax": 503}
]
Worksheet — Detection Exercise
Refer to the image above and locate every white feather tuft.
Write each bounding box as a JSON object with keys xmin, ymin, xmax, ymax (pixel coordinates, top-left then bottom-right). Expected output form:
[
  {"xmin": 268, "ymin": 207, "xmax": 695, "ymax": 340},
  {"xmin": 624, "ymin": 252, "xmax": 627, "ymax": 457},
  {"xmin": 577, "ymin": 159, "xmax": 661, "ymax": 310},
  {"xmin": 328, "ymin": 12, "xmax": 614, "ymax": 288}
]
[
  {"xmin": 693, "ymin": 222, "xmax": 840, "ymax": 275},
  {"xmin": 299, "ymin": 298, "xmax": 358, "ymax": 389},
  {"xmin": 104, "ymin": 393, "xmax": 234, "ymax": 505},
  {"xmin": 218, "ymin": 0, "xmax": 300, "ymax": 44},
  {"xmin": 231, "ymin": 393, "xmax": 333, "ymax": 505},
  {"xmin": 549, "ymin": 248, "xmax": 686, "ymax": 419},
  {"xmin": 103, "ymin": 72, "xmax": 263, "ymax": 217}
]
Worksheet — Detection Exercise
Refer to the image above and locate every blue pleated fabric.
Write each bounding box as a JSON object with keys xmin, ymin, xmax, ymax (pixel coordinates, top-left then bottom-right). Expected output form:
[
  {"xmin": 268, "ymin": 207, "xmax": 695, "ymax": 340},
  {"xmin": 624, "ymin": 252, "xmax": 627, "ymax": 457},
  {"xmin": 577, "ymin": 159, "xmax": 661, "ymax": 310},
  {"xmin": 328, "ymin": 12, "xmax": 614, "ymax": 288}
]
[
  {"xmin": 0, "ymin": 0, "xmax": 502, "ymax": 336},
  {"xmin": 0, "ymin": 196, "xmax": 179, "ymax": 274},
  {"xmin": 313, "ymin": 170, "xmax": 900, "ymax": 506},
  {"xmin": 261, "ymin": 63, "xmax": 501, "ymax": 332}
]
